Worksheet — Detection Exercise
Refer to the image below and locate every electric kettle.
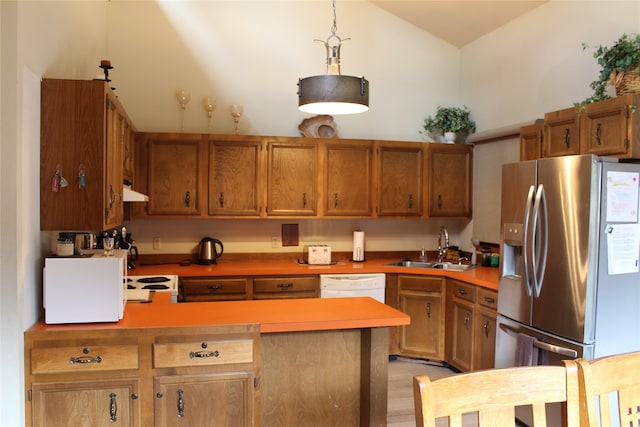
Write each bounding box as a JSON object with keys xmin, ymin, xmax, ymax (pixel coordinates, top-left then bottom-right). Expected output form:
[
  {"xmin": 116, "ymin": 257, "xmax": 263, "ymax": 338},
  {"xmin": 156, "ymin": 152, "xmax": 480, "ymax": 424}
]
[{"xmin": 197, "ymin": 237, "xmax": 224, "ymax": 265}]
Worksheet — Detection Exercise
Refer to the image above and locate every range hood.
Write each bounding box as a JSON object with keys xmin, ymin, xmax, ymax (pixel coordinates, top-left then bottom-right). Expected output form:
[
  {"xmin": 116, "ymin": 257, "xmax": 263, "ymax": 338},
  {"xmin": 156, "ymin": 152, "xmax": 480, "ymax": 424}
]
[{"xmin": 123, "ymin": 185, "xmax": 149, "ymax": 202}]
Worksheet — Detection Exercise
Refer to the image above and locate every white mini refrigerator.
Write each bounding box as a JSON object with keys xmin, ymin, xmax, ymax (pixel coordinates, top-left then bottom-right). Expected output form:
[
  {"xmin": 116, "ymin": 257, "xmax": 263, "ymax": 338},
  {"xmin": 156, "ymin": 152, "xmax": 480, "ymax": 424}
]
[{"xmin": 43, "ymin": 250, "xmax": 127, "ymax": 324}]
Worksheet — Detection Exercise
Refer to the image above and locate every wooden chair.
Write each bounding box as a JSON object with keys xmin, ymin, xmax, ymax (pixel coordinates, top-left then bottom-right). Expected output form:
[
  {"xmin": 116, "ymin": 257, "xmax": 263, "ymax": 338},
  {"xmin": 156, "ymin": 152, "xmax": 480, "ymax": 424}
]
[
  {"xmin": 575, "ymin": 352, "xmax": 640, "ymax": 427},
  {"xmin": 413, "ymin": 361, "xmax": 580, "ymax": 427}
]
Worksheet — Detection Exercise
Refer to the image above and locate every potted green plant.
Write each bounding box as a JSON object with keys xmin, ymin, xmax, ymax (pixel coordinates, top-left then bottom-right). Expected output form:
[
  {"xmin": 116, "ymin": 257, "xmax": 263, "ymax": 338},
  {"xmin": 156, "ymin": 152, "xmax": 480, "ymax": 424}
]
[
  {"xmin": 422, "ymin": 106, "xmax": 476, "ymax": 143},
  {"xmin": 578, "ymin": 32, "xmax": 640, "ymax": 106}
]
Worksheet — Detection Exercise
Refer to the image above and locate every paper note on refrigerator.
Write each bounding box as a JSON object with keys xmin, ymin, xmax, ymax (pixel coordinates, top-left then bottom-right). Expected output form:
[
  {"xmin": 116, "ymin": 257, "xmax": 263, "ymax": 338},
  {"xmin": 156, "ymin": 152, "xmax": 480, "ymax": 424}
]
[
  {"xmin": 606, "ymin": 224, "xmax": 640, "ymax": 275},
  {"xmin": 606, "ymin": 171, "xmax": 639, "ymax": 222}
]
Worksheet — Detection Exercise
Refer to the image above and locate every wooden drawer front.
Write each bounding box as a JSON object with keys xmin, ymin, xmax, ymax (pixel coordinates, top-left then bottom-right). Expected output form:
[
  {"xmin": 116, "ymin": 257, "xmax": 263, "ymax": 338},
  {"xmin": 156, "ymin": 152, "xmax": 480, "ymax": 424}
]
[
  {"xmin": 180, "ymin": 278, "xmax": 248, "ymax": 301},
  {"xmin": 31, "ymin": 345, "xmax": 139, "ymax": 374},
  {"xmin": 154, "ymin": 339, "xmax": 253, "ymax": 368},
  {"xmin": 398, "ymin": 275, "xmax": 443, "ymax": 293},
  {"xmin": 448, "ymin": 280, "xmax": 476, "ymax": 303},
  {"xmin": 253, "ymin": 276, "xmax": 318, "ymax": 294},
  {"xmin": 477, "ymin": 288, "xmax": 498, "ymax": 310}
]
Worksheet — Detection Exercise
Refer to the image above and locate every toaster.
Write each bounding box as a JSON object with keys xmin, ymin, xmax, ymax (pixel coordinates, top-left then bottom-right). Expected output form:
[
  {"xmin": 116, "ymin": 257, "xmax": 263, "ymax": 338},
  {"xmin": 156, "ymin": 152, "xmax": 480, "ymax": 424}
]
[{"xmin": 304, "ymin": 245, "xmax": 332, "ymax": 265}]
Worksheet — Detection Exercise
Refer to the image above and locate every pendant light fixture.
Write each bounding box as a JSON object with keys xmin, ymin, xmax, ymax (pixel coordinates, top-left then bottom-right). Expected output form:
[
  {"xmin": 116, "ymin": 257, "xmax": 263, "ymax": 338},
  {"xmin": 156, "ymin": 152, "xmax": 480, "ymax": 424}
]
[{"xmin": 297, "ymin": 0, "xmax": 369, "ymax": 115}]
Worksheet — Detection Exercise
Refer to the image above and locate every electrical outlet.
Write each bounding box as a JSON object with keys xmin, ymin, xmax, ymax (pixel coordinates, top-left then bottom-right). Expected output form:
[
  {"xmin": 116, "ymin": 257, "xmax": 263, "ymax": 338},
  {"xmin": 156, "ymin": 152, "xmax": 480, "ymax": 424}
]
[
  {"xmin": 271, "ymin": 236, "xmax": 279, "ymax": 248},
  {"xmin": 152, "ymin": 237, "xmax": 161, "ymax": 250}
]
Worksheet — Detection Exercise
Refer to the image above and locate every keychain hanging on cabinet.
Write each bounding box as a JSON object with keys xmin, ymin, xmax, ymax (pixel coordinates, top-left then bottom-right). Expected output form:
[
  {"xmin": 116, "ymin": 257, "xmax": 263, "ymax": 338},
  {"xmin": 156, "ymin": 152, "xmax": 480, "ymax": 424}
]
[
  {"xmin": 51, "ymin": 164, "xmax": 68, "ymax": 192},
  {"xmin": 77, "ymin": 164, "xmax": 86, "ymax": 189}
]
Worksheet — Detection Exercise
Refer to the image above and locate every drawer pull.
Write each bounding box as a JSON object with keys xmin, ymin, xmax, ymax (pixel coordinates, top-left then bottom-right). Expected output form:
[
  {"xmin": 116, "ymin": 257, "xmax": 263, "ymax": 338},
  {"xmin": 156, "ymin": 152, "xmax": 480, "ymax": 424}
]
[
  {"xmin": 277, "ymin": 282, "xmax": 293, "ymax": 289},
  {"xmin": 69, "ymin": 355, "xmax": 102, "ymax": 365},
  {"xmin": 207, "ymin": 285, "xmax": 223, "ymax": 290},
  {"xmin": 109, "ymin": 392, "xmax": 118, "ymax": 423},
  {"xmin": 483, "ymin": 296, "xmax": 495, "ymax": 304},
  {"xmin": 177, "ymin": 389, "xmax": 185, "ymax": 418},
  {"xmin": 189, "ymin": 350, "xmax": 220, "ymax": 359},
  {"xmin": 458, "ymin": 289, "xmax": 468, "ymax": 296}
]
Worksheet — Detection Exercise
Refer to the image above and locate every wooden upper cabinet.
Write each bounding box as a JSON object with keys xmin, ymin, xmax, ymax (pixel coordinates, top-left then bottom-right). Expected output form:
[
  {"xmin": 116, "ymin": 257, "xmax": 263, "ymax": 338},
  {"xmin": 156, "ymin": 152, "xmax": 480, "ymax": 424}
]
[
  {"xmin": 376, "ymin": 142, "xmax": 423, "ymax": 217},
  {"xmin": 40, "ymin": 79, "xmax": 132, "ymax": 231},
  {"xmin": 579, "ymin": 94, "xmax": 639, "ymax": 158},
  {"xmin": 426, "ymin": 144, "xmax": 472, "ymax": 218},
  {"xmin": 266, "ymin": 140, "xmax": 317, "ymax": 216},
  {"xmin": 520, "ymin": 122, "xmax": 544, "ymax": 161},
  {"xmin": 322, "ymin": 139, "xmax": 373, "ymax": 216},
  {"xmin": 208, "ymin": 137, "xmax": 263, "ymax": 216},
  {"xmin": 544, "ymin": 107, "xmax": 580, "ymax": 157},
  {"xmin": 145, "ymin": 134, "xmax": 206, "ymax": 216}
]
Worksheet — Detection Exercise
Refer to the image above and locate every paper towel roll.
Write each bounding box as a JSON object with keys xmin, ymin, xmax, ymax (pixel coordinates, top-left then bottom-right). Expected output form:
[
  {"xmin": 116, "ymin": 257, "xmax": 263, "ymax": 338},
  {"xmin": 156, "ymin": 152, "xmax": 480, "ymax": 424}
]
[{"xmin": 353, "ymin": 231, "xmax": 365, "ymax": 261}]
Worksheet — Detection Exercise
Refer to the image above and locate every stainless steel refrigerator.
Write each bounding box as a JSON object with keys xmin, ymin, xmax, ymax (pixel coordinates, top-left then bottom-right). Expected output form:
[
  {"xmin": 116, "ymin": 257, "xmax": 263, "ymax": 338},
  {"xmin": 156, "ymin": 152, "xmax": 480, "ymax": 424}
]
[{"xmin": 496, "ymin": 155, "xmax": 640, "ymax": 370}]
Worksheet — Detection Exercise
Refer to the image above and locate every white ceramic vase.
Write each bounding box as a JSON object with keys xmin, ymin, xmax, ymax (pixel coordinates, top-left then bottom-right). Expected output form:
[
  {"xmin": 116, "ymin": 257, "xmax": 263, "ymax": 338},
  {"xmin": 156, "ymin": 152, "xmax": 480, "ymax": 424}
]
[{"xmin": 444, "ymin": 132, "xmax": 456, "ymax": 144}]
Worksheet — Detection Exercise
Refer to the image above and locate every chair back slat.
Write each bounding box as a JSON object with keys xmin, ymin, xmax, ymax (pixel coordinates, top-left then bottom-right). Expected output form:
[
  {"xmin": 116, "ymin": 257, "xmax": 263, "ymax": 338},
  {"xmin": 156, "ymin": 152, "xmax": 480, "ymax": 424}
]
[
  {"xmin": 413, "ymin": 361, "xmax": 579, "ymax": 427},
  {"xmin": 576, "ymin": 352, "xmax": 640, "ymax": 427}
]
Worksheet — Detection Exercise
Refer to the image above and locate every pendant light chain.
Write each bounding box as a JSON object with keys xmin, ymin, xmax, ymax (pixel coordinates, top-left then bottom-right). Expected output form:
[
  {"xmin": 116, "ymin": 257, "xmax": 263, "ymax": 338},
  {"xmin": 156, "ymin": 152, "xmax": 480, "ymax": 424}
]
[{"xmin": 331, "ymin": 0, "xmax": 338, "ymax": 36}]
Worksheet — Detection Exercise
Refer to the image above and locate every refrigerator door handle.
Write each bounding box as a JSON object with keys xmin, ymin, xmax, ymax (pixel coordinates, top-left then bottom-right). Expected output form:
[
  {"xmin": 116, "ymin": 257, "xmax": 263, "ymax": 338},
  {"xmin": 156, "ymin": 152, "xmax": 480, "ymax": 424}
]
[
  {"xmin": 531, "ymin": 184, "xmax": 549, "ymax": 298},
  {"xmin": 534, "ymin": 340, "xmax": 578, "ymax": 358},
  {"xmin": 498, "ymin": 322, "xmax": 578, "ymax": 358},
  {"xmin": 522, "ymin": 185, "xmax": 536, "ymax": 297}
]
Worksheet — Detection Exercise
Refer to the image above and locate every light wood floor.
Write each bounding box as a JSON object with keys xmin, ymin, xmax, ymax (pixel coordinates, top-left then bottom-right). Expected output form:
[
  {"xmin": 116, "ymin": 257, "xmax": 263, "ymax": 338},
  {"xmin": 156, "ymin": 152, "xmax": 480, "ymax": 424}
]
[{"xmin": 387, "ymin": 357, "xmax": 478, "ymax": 427}]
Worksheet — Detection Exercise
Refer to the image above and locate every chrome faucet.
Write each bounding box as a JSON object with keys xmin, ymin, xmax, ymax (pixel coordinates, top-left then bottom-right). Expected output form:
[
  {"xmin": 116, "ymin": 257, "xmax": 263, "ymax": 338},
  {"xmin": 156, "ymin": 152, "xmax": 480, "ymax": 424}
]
[{"xmin": 438, "ymin": 226, "xmax": 449, "ymax": 262}]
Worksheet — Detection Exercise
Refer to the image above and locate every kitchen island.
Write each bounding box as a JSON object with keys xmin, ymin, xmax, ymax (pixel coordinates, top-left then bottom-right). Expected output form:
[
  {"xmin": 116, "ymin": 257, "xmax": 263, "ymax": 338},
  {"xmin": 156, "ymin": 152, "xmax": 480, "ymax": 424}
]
[{"xmin": 24, "ymin": 294, "xmax": 409, "ymax": 426}]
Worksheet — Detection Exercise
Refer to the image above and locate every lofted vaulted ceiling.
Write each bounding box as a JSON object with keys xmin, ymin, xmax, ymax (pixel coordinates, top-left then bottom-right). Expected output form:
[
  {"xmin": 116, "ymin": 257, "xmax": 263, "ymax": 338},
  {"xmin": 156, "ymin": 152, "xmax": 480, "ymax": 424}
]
[{"xmin": 368, "ymin": 0, "xmax": 547, "ymax": 47}]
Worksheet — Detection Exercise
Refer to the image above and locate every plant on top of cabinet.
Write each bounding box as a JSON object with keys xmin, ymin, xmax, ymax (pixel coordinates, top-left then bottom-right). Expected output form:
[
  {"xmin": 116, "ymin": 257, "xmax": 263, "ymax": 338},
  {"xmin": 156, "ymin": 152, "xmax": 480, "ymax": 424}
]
[
  {"xmin": 422, "ymin": 106, "xmax": 476, "ymax": 143},
  {"xmin": 578, "ymin": 33, "xmax": 640, "ymax": 106}
]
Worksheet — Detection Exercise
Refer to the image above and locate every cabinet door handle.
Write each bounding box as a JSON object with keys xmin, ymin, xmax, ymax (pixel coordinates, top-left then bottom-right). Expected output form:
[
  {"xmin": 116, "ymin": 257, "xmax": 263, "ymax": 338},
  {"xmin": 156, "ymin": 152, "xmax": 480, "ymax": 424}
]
[
  {"xmin": 563, "ymin": 128, "xmax": 571, "ymax": 148},
  {"xmin": 219, "ymin": 192, "xmax": 224, "ymax": 208},
  {"xmin": 189, "ymin": 350, "xmax": 220, "ymax": 359},
  {"xmin": 69, "ymin": 355, "xmax": 103, "ymax": 365},
  {"xmin": 177, "ymin": 389, "xmax": 185, "ymax": 418},
  {"xmin": 483, "ymin": 320, "xmax": 490, "ymax": 338},
  {"xmin": 464, "ymin": 313, "xmax": 470, "ymax": 330},
  {"xmin": 302, "ymin": 192, "xmax": 307, "ymax": 208},
  {"xmin": 437, "ymin": 194, "xmax": 443, "ymax": 209},
  {"xmin": 408, "ymin": 194, "xmax": 414, "ymax": 209},
  {"xmin": 109, "ymin": 393, "xmax": 117, "ymax": 423},
  {"xmin": 596, "ymin": 123, "xmax": 602, "ymax": 145},
  {"xmin": 333, "ymin": 193, "xmax": 339, "ymax": 208},
  {"xmin": 184, "ymin": 191, "xmax": 191, "ymax": 207},
  {"xmin": 426, "ymin": 302, "xmax": 431, "ymax": 318},
  {"xmin": 277, "ymin": 282, "xmax": 293, "ymax": 289}
]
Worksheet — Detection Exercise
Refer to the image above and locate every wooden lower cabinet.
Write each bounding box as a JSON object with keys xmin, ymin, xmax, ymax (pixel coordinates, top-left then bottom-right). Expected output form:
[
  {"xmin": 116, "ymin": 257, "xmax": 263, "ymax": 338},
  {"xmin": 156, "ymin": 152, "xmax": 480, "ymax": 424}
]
[
  {"xmin": 397, "ymin": 275, "xmax": 444, "ymax": 360},
  {"xmin": 154, "ymin": 373, "xmax": 253, "ymax": 427},
  {"xmin": 445, "ymin": 279, "xmax": 498, "ymax": 372},
  {"xmin": 253, "ymin": 276, "xmax": 318, "ymax": 299},
  {"xmin": 446, "ymin": 280, "xmax": 475, "ymax": 372},
  {"xmin": 179, "ymin": 275, "xmax": 320, "ymax": 301},
  {"xmin": 31, "ymin": 378, "xmax": 140, "ymax": 427},
  {"xmin": 474, "ymin": 287, "xmax": 498, "ymax": 371},
  {"xmin": 24, "ymin": 325, "xmax": 259, "ymax": 427}
]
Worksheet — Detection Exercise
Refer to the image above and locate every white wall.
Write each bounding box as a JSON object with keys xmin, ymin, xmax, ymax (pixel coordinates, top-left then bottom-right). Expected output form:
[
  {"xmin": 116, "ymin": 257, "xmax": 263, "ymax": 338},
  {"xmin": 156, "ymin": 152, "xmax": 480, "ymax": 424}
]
[
  {"xmin": 461, "ymin": 1, "xmax": 640, "ymax": 130},
  {"xmin": 107, "ymin": 1, "xmax": 460, "ymax": 140}
]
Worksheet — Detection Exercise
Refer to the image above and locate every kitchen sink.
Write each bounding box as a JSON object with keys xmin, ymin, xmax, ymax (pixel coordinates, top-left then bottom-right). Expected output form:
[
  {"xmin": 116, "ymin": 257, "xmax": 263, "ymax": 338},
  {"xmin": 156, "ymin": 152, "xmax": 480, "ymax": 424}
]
[{"xmin": 385, "ymin": 260, "xmax": 476, "ymax": 271}]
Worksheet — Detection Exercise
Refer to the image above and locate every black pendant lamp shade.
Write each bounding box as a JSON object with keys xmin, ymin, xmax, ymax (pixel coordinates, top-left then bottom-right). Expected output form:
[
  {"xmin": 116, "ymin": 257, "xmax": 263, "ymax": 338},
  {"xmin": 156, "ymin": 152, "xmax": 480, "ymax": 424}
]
[
  {"xmin": 297, "ymin": 0, "xmax": 369, "ymax": 115},
  {"xmin": 298, "ymin": 75, "xmax": 369, "ymax": 114}
]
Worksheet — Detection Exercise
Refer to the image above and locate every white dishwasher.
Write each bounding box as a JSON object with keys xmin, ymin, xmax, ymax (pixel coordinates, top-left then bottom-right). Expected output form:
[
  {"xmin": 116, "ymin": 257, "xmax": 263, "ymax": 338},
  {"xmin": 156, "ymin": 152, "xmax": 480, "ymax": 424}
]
[{"xmin": 319, "ymin": 273, "xmax": 386, "ymax": 303}]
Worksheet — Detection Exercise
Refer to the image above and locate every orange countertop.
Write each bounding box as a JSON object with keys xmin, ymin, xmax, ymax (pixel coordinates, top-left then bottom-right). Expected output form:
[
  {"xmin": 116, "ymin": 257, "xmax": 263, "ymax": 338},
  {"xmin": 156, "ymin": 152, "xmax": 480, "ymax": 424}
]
[
  {"xmin": 29, "ymin": 293, "xmax": 410, "ymax": 334},
  {"xmin": 130, "ymin": 258, "xmax": 500, "ymax": 290}
]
